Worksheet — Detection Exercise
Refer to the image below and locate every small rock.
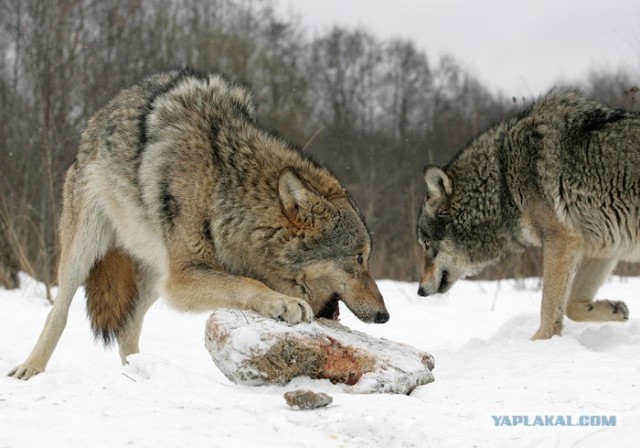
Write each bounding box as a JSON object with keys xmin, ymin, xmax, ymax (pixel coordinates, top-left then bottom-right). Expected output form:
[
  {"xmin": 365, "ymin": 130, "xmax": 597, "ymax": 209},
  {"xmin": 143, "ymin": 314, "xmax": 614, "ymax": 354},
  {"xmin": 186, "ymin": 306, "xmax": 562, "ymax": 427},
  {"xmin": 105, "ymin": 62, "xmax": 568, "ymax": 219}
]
[{"xmin": 284, "ymin": 389, "xmax": 333, "ymax": 410}]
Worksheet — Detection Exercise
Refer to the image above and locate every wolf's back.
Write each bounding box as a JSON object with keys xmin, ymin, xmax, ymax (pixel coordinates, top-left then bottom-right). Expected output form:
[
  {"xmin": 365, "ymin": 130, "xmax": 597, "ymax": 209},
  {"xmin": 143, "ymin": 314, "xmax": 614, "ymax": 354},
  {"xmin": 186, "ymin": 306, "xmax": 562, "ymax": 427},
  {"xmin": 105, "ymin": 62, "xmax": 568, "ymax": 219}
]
[
  {"xmin": 512, "ymin": 92, "xmax": 640, "ymax": 254},
  {"xmin": 76, "ymin": 68, "xmax": 259, "ymax": 342}
]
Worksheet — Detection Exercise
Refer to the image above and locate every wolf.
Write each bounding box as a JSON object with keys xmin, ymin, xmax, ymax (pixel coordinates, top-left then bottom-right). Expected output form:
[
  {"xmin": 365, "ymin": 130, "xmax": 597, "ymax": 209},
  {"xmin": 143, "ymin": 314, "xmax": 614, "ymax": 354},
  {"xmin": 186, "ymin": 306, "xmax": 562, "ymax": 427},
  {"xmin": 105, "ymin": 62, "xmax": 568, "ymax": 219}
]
[
  {"xmin": 417, "ymin": 91, "xmax": 638, "ymax": 340},
  {"xmin": 9, "ymin": 68, "xmax": 388, "ymax": 380}
]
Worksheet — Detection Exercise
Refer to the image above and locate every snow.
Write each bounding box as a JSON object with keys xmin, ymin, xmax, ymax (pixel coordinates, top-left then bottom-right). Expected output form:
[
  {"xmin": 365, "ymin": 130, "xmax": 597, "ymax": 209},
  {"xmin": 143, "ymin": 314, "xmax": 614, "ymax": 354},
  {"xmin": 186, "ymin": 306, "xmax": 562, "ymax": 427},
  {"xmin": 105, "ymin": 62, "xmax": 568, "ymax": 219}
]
[{"xmin": 1, "ymin": 274, "xmax": 638, "ymax": 447}]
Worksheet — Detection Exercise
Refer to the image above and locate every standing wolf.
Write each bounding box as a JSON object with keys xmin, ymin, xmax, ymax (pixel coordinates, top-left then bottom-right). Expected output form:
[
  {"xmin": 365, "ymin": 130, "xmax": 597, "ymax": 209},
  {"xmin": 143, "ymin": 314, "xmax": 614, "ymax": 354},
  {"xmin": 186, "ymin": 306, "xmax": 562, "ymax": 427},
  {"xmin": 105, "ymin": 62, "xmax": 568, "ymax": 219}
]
[
  {"xmin": 417, "ymin": 91, "xmax": 638, "ymax": 340},
  {"xmin": 9, "ymin": 68, "xmax": 388, "ymax": 380}
]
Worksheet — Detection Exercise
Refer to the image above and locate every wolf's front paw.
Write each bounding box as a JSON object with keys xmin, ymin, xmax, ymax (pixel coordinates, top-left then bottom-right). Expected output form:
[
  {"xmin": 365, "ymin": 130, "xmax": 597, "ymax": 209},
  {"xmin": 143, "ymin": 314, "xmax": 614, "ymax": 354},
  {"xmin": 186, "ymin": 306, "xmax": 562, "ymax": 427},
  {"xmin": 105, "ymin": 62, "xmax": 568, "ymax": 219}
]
[
  {"xmin": 8, "ymin": 363, "xmax": 43, "ymax": 380},
  {"xmin": 261, "ymin": 295, "xmax": 314, "ymax": 324}
]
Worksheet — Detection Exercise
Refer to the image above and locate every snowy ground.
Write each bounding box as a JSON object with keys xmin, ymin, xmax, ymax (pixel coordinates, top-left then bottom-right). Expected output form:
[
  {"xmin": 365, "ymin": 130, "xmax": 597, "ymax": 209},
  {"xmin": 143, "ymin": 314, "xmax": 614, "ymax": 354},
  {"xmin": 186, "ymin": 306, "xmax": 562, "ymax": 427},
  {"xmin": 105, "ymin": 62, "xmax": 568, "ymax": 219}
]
[{"xmin": 1, "ymin": 274, "xmax": 638, "ymax": 447}]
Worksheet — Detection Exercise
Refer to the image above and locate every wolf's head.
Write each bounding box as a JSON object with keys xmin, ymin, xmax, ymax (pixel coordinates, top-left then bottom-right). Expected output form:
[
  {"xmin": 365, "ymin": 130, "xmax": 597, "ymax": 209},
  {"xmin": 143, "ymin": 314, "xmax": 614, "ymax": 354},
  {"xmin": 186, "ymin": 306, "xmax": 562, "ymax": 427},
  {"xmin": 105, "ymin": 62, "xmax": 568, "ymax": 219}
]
[
  {"xmin": 276, "ymin": 168, "xmax": 389, "ymax": 323},
  {"xmin": 416, "ymin": 165, "xmax": 513, "ymax": 297}
]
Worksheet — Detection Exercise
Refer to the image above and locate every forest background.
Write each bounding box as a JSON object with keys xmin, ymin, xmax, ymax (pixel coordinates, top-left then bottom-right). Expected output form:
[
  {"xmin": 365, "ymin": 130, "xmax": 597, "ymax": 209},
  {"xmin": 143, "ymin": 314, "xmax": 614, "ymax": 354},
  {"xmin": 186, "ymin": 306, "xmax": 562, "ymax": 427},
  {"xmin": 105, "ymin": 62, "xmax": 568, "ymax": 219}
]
[{"xmin": 1, "ymin": 0, "xmax": 638, "ymax": 293}]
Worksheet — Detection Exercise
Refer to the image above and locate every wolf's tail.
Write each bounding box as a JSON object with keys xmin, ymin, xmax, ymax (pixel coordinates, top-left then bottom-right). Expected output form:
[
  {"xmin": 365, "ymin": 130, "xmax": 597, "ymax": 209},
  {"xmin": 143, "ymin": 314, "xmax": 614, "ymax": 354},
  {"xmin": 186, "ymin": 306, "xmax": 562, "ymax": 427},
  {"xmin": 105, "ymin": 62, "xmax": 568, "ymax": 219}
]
[{"xmin": 85, "ymin": 248, "xmax": 139, "ymax": 345}]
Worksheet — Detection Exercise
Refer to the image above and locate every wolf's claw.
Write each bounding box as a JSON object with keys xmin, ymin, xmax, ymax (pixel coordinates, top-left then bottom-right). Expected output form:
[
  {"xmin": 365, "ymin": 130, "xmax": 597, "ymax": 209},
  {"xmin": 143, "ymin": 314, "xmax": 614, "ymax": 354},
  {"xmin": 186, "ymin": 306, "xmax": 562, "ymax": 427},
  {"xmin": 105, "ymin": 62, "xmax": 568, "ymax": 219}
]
[{"xmin": 608, "ymin": 300, "xmax": 629, "ymax": 320}]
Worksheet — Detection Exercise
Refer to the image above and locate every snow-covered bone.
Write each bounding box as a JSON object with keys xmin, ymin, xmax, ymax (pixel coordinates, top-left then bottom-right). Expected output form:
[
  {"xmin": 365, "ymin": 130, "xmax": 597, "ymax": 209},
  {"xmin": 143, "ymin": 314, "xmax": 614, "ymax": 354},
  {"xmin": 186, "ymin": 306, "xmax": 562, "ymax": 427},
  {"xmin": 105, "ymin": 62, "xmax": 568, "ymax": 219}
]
[{"xmin": 205, "ymin": 309, "xmax": 435, "ymax": 394}]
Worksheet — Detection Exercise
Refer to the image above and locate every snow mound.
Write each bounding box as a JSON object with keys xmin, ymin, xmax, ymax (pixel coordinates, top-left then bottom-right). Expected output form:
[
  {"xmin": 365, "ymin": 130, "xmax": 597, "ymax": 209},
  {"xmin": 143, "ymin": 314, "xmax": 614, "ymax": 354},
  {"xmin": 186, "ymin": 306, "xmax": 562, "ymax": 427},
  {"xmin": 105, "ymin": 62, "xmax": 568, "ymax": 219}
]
[{"xmin": 205, "ymin": 309, "xmax": 435, "ymax": 394}]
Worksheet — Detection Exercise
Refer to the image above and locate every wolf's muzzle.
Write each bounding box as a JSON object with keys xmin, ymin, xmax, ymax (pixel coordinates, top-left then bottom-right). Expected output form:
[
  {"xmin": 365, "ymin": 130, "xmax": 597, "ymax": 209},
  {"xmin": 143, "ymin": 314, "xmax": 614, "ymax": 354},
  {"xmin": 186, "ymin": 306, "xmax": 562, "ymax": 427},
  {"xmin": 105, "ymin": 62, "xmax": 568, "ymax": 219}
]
[{"xmin": 417, "ymin": 269, "xmax": 449, "ymax": 296}]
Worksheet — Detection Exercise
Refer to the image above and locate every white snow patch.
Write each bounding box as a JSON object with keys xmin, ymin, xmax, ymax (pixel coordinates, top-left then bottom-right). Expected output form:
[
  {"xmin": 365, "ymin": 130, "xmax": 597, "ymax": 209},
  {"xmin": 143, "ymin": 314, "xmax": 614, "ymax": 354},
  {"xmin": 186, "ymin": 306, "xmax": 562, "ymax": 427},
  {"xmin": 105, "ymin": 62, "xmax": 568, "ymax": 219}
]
[{"xmin": 1, "ymin": 274, "xmax": 638, "ymax": 447}]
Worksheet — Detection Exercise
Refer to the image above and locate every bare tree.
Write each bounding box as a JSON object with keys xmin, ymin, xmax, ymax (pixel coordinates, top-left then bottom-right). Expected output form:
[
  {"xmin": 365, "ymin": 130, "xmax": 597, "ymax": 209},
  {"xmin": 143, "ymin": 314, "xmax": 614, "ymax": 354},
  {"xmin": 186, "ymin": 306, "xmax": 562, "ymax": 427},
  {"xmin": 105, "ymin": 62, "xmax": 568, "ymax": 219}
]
[{"xmin": 1, "ymin": 0, "xmax": 636, "ymax": 285}]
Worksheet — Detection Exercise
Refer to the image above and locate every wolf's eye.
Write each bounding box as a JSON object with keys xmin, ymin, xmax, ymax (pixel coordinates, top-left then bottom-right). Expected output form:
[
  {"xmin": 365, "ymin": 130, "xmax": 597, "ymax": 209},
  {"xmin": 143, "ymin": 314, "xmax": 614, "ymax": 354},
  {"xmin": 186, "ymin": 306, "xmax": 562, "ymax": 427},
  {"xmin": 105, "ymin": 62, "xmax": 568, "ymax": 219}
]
[
  {"xmin": 419, "ymin": 238, "xmax": 437, "ymax": 258},
  {"xmin": 356, "ymin": 253, "xmax": 364, "ymax": 265}
]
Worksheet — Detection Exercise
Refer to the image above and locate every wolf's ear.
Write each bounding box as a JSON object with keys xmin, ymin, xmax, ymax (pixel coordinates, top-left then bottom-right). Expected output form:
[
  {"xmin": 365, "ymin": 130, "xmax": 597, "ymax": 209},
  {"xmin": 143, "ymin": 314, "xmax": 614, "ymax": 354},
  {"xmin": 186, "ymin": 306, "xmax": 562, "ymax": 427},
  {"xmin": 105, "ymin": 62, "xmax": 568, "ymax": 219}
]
[
  {"xmin": 423, "ymin": 165, "xmax": 452, "ymax": 212},
  {"xmin": 423, "ymin": 165, "xmax": 452, "ymax": 199},
  {"xmin": 278, "ymin": 168, "xmax": 317, "ymax": 225}
]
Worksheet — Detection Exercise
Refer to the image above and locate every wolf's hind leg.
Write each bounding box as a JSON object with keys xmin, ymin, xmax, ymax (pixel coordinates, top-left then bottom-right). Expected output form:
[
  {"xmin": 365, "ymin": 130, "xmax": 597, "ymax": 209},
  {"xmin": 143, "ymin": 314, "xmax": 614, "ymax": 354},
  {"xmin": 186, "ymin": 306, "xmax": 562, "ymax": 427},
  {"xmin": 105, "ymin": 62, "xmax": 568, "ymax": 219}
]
[
  {"xmin": 566, "ymin": 257, "xmax": 628, "ymax": 322},
  {"xmin": 117, "ymin": 263, "xmax": 159, "ymax": 363},
  {"xmin": 8, "ymin": 206, "xmax": 113, "ymax": 380}
]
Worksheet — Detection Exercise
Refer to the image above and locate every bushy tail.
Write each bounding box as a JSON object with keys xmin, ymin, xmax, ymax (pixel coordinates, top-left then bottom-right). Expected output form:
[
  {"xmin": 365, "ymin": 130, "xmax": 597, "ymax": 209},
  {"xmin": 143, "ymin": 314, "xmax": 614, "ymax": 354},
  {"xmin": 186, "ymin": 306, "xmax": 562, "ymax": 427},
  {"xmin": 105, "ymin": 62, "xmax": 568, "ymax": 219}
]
[{"xmin": 85, "ymin": 248, "xmax": 138, "ymax": 345}]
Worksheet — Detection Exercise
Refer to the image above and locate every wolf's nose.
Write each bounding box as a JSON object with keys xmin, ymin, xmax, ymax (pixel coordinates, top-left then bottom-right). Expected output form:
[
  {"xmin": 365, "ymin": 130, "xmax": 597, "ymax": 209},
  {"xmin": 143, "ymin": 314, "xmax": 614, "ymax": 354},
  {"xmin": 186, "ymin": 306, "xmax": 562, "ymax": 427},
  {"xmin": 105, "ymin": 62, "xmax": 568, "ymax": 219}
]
[
  {"xmin": 417, "ymin": 286, "xmax": 427, "ymax": 297},
  {"xmin": 374, "ymin": 311, "xmax": 389, "ymax": 323}
]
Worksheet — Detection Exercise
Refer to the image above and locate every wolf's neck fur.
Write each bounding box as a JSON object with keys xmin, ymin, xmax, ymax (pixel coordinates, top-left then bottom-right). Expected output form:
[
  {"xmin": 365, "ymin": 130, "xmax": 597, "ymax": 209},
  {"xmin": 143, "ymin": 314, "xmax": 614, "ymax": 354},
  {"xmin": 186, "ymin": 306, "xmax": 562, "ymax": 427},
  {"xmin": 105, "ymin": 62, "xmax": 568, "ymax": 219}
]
[{"xmin": 445, "ymin": 124, "xmax": 527, "ymax": 264}]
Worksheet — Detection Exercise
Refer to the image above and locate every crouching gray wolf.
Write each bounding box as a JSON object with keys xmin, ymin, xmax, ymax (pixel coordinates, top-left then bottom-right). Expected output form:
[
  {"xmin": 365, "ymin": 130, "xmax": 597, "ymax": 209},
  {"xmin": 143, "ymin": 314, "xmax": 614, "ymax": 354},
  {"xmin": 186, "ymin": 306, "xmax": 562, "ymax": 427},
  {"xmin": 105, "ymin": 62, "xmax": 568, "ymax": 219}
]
[
  {"xmin": 417, "ymin": 91, "xmax": 638, "ymax": 340},
  {"xmin": 9, "ymin": 68, "xmax": 388, "ymax": 380}
]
